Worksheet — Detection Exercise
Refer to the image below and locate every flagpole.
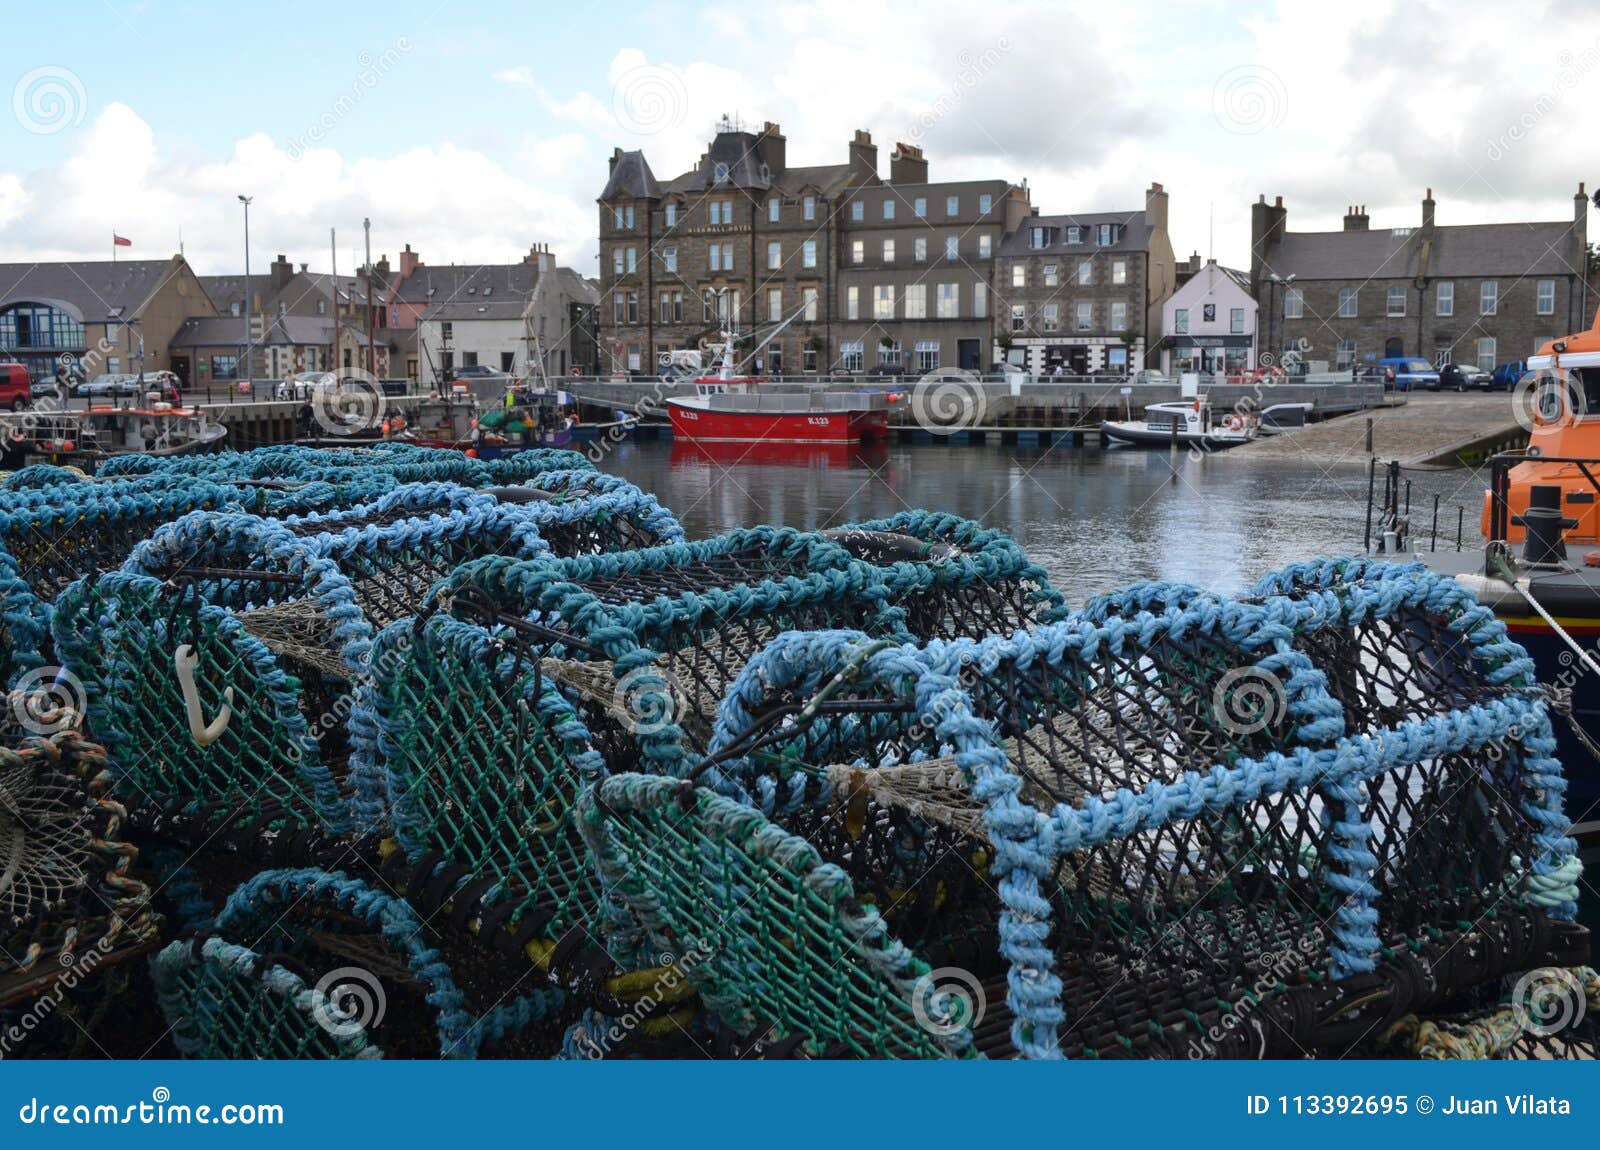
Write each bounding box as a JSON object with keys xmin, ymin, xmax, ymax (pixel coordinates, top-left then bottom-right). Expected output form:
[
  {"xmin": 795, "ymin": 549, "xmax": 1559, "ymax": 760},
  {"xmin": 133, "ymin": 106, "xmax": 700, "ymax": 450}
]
[{"xmin": 112, "ymin": 230, "xmax": 117, "ymax": 263}]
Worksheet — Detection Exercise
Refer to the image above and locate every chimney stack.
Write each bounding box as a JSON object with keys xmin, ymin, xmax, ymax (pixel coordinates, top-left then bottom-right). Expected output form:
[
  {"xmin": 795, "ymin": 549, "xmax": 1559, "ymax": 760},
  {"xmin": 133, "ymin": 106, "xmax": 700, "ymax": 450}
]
[
  {"xmin": 889, "ymin": 142, "xmax": 929, "ymax": 184},
  {"xmin": 1145, "ymin": 181, "xmax": 1169, "ymax": 236},
  {"xmin": 1249, "ymin": 193, "xmax": 1288, "ymax": 299},
  {"xmin": 756, "ymin": 121, "xmax": 787, "ymax": 175},
  {"xmin": 398, "ymin": 243, "xmax": 420, "ymax": 280},
  {"xmin": 1343, "ymin": 204, "xmax": 1369, "ymax": 231},
  {"xmin": 1422, "ymin": 187, "xmax": 1436, "ymax": 229},
  {"xmin": 847, "ymin": 129, "xmax": 878, "ymax": 179},
  {"xmin": 609, "ymin": 147, "xmax": 624, "ymax": 175},
  {"xmin": 270, "ymin": 253, "xmax": 294, "ymax": 292}
]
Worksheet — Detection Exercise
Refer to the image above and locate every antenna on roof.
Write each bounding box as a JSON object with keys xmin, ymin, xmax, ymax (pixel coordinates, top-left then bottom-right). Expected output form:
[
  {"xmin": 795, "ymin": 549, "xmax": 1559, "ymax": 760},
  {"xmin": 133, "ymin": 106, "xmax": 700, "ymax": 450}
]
[{"xmin": 1208, "ymin": 201, "xmax": 1214, "ymax": 262}]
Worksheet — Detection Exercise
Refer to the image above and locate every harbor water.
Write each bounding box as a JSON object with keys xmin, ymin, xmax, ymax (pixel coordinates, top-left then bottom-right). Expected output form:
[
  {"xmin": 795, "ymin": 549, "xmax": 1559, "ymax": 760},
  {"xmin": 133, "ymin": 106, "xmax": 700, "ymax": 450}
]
[{"xmin": 608, "ymin": 439, "xmax": 1488, "ymax": 603}]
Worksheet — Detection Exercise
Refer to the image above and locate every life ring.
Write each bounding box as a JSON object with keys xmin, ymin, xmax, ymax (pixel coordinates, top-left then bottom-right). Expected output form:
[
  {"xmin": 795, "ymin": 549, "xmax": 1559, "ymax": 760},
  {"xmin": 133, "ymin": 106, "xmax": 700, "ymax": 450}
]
[{"xmin": 1225, "ymin": 415, "xmax": 1245, "ymax": 432}]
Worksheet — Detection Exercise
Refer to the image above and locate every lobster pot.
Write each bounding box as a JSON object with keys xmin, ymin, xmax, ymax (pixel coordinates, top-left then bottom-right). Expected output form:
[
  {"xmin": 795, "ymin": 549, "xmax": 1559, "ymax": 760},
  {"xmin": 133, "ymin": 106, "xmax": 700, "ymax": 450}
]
[
  {"xmin": 0, "ymin": 731, "xmax": 160, "ymax": 1055},
  {"xmin": 413, "ymin": 527, "xmax": 911, "ymax": 772},
  {"xmin": 1, "ymin": 464, "xmax": 89, "ymax": 491},
  {"xmin": 823, "ymin": 511, "xmax": 1065, "ymax": 639},
  {"xmin": 0, "ymin": 480, "xmax": 277, "ymax": 690},
  {"xmin": 1372, "ymin": 966, "xmax": 1599, "ymax": 1060},
  {"xmin": 150, "ymin": 869, "xmax": 574, "ymax": 1059}
]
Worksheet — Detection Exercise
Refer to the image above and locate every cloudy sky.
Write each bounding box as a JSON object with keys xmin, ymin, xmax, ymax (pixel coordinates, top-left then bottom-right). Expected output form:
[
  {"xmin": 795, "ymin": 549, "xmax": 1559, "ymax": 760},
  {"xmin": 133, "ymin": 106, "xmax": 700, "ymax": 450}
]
[{"xmin": 0, "ymin": 0, "xmax": 1592, "ymax": 277}]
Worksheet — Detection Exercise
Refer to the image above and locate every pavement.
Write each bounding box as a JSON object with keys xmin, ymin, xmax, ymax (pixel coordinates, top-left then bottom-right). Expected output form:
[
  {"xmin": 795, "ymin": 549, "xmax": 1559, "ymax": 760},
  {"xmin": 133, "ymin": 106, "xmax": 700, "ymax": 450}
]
[{"xmin": 1237, "ymin": 392, "xmax": 1526, "ymax": 467}]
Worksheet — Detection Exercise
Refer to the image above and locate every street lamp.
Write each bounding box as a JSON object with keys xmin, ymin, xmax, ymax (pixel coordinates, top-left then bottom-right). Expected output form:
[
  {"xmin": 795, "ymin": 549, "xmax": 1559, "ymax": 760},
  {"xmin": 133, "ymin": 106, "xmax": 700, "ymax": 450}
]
[
  {"xmin": 1267, "ymin": 272, "xmax": 1295, "ymax": 369},
  {"xmin": 238, "ymin": 195, "xmax": 253, "ymax": 388}
]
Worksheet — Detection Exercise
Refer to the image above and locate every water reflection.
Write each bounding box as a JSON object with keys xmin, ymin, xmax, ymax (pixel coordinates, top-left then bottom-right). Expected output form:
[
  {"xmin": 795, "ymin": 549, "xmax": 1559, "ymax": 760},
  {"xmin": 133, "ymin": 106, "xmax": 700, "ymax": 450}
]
[{"xmin": 607, "ymin": 440, "xmax": 1482, "ymax": 604}]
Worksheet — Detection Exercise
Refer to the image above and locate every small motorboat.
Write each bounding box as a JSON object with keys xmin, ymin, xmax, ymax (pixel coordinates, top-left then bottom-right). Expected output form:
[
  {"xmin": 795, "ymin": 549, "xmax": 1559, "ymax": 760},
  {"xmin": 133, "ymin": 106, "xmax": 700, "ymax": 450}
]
[
  {"xmin": 1100, "ymin": 400, "xmax": 1255, "ymax": 449},
  {"xmin": 1257, "ymin": 401, "xmax": 1314, "ymax": 435},
  {"xmin": 3, "ymin": 400, "xmax": 226, "ymax": 469}
]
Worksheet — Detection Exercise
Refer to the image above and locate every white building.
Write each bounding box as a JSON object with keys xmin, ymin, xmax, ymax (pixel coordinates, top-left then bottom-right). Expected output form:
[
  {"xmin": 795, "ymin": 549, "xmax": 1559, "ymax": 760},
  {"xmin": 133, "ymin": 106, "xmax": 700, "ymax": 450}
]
[{"xmin": 1159, "ymin": 260, "xmax": 1258, "ymax": 375}]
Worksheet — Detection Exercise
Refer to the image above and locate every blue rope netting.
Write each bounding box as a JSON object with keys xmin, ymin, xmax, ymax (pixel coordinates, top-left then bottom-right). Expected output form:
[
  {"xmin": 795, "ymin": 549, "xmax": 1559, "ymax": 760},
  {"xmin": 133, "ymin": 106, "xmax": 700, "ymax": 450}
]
[{"xmin": 610, "ymin": 559, "xmax": 1578, "ymax": 1059}]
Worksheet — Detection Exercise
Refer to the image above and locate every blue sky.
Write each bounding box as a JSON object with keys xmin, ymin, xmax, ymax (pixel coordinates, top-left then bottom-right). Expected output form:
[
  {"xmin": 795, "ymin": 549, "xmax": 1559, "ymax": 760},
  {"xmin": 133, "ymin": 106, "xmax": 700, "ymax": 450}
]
[{"xmin": 0, "ymin": 1, "xmax": 1591, "ymax": 276}]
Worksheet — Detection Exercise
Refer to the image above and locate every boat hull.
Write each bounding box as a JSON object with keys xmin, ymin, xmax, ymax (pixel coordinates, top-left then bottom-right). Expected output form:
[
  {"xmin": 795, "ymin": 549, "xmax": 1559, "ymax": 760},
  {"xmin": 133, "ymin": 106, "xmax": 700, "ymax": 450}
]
[
  {"xmin": 1499, "ymin": 611, "xmax": 1600, "ymax": 822},
  {"xmin": 668, "ymin": 402, "xmax": 888, "ymax": 445},
  {"xmin": 1099, "ymin": 420, "xmax": 1252, "ymax": 449}
]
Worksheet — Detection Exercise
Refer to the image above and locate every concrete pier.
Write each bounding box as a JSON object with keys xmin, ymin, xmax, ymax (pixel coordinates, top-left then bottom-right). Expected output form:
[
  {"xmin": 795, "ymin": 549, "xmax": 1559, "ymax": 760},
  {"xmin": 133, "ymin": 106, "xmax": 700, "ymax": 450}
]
[{"xmin": 1235, "ymin": 392, "xmax": 1526, "ymax": 467}]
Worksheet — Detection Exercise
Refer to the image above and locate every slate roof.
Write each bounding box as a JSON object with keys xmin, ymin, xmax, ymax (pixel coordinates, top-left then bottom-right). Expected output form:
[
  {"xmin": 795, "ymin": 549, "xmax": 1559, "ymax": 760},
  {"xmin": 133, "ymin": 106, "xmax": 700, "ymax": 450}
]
[
  {"xmin": 600, "ymin": 150, "xmax": 661, "ymax": 201},
  {"xmin": 998, "ymin": 211, "xmax": 1155, "ymax": 257},
  {"xmin": 1269, "ymin": 219, "xmax": 1582, "ymax": 280},
  {"xmin": 0, "ymin": 259, "xmax": 181, "ymax": 321},
  {"xmin": 392, "ymin": 263, "xmax": 539, "ymax": 305}
]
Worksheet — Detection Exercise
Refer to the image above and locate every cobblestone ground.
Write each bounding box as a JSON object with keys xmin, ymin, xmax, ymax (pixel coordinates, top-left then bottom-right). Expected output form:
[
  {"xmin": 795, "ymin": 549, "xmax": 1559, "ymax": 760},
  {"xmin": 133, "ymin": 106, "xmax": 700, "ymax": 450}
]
[{"xmin": 1240, "ymin": 392, "xmax": 1524, "ymax": 466}]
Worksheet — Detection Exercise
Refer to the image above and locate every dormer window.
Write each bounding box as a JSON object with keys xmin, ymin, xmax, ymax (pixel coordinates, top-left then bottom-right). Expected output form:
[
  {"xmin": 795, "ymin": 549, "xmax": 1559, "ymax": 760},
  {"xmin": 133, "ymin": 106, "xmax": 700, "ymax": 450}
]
[
  {"xmin": 714, "ymin": 162, "xmax": 729, "ymax": 184},
  {"xmin": 484, "ymin": 286, "xmax": 492, "ymax": 296},
  {"xmin": 1067, "ymin": 226, "xmax": 1081, "ymax": 243},
  {"xmin": 1029, "ymin": 226, "xmax": 1049, "ymax": 250}
]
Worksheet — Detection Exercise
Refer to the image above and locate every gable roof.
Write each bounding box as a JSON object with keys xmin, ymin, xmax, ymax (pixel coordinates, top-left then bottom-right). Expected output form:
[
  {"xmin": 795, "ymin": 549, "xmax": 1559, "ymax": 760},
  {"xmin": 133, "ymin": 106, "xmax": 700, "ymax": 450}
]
[
  {"xmin": 0, "ymin": 258, "xmax": 183, "ymax": 321},
  {"xmin": 393, "ymin": 263, "xmax": 539, "ymax": 305},
  {"xmin": 1168, "ymin": 261, "xmax": 1256, "ymax": 307},
  {"xmin": 1270, "ymin": 219, "xmax": 1581, "ymax": 280}
]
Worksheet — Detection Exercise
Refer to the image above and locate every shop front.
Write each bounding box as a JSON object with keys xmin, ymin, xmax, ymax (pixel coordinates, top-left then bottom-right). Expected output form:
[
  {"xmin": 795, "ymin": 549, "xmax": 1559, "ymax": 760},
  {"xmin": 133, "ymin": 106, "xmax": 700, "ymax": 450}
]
[{"xmin": 1162, "ymin": 334, "xmax": 1253, "ymax": 376}]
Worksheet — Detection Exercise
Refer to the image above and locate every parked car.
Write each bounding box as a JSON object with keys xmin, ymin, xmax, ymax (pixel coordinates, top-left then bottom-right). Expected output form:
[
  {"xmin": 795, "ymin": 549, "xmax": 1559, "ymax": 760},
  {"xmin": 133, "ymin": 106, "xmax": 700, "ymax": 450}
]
[
  {"xmin": 73, "ymin": 373, "xmax": 143, "ymax": 399},
  {"xmin": 450, "ymin": 364, "xmax": 504, "ymax": 380},
  {"xmin": 1439, "ymin": 363, "xmax": 1493, "ymax": 391},
  {"xmin": 277, "ymin": 371, "xmax": 333, "ymax": 401},
  {"xmin": 1376, "ymin": 357, "xmax": 1440, "ymax": 391},
  {"xmin": 0, "ymin": 363, "xmax": 31, "ymax": 411},
  {"xmin": 1491, "ymin": 360, "xmax": 1528, "ymax": 391}
]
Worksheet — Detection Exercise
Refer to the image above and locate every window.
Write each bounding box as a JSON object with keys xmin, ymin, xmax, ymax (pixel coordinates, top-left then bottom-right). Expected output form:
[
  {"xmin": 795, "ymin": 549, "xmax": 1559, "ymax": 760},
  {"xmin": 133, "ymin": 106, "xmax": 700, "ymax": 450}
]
[
  {"xmin": 625, "ymin": 205, "xmax": 634, "ymax": 228},
  {"xmin": 1174, "ymin": 308, "xmax": 1188, "ymax": 334},
  {"xmin": 500, "ymin": 352, "xmax": 516, "ymax": 373},
  {"xmin": 1338, "ymin": 287, "xmax": 1357, "ymax": 317},
  {"xmin": 663, "ymin": 245, "xmax": 677, "ymax": 273},
  {"xmin": 709, "ymin": 243, "xmax": 721, "ymax": 271},
  {"xmin": 803, "ymin": 287, "xmax": 818, "ymax": 322},
  {"xmin": 1010, "ymin": 304, "xmax": 1025, "ymax": 332},
  {"xmin": 803, "ymin": 195, "xmax": 815, "ymax": 221},
  {"xmin": 979, "ymin": 234, "xmax": 992, "ymax": 258},
  {"xmin": 873, "ymin": 285, "xmax": 896, "ymax": 320},
  {"xmin": 440, "ymin": 321, "xmax": 453, "ymax": 342},
  {"xmin": 1537, "ymin": 279, "xmax": 1555, "ymax": 315},
  {"xmin": 883, "ymin": 238, "xmax": 895, "ymax": 263},
  {"xmin": 802, "ymin": 241, "xmax": 817, "ymax": 269},
  {"xmin": 1076, "ymin": 302, "xmax": 1092, "ymax": 331},
  {"xmin": 625, "ymin": 247, "xmax": 637, "ymax": 273},
  {"xmin": 662, "ymin": 290, "xmax": 683, "ymax": 323},
  {"xmin": 766, "ymin": 288, "xmax": 783, "ymax": 322},
  {"xmin": 914, "ymin": 197, "xmax": 927, "ymax": 218},
  {"xmin": 1283, "ymin": 288, "xmax": 1303, "ymax": 318},
  {"xmin": 612, "ymin": 206, "xmax": 623, "ymax": 228},
  {"xmin": 973, "ymin": 283, "xmax": 987, "ymax": 319},
  {"xmin": 916, "ymin": 340, "xmax": 940, "ymax": 373},
  {"xmin": 914, "ymin": 236, "xmax": 927, "ymax": 262},
  {"xmin": 659, "ymin": 291, "xmax": 671, "ymax": 323},
  {"xmin": 937, "ymin": 283, "xmax": 958, "ymax": 319},
  {"xmin": 1042, "ymin": 303, "xmax": 1059, "ymax": 331},
  {"xmin": 1043, "ymin": 264, "xmax": 1058, "ymax": 287},
  {"xmin": 841, "ymin": 340, "xmax": 863, "ymax": 372},
  {"xmin": 1112, "ymin": 260, "xmax": 1126, "ymax": 285},
  {"xmin": 1436, "ymin": 281, "xmax": 1453, "ymax": 316},
  {"xmin": 210, "ymin": 354, "xmax": 238, "ymax": 380},
  {"xmin": 614, "ymin": 294, "xmax": 626, "ymax": 324},
  {"xmin": 1030, "ymin": 227, "xmax": 1049, "ymax": 250},
  {"xmin": 978, "ymin": 193, "xmax": 992, "ymax": 213},
  {"xmin": 612, "ymin": 249, "xmax": 623, "ymax": 275},
  {"xmin": 1337, "ymin": 339, "xmax": 1357, "ymax": 368},
  {"xmin": 1202, "ymin": 303, "xmax": 1216, "ymax": 322},
  {"xmin": 883, "ymin": 199, "xmax": 895, "ymax": 220},
  {"xmin": 850, "ymin": 200, "xmax": 864, "ymax": 222},
  {"xmin": 1097, "ymin": 223, "xmax": 1118, "ymax": 246},
  {"xmin": 626, "ymin": 292, "xmax": 638, "ymax": 324},
  {"xmin": 767, "ymin": 241, "xmax": 782, "ymax": 270},
  {"xmin": 1230, "ymin": 307, "xmax": 1245, "ymax": 334},
  {"xmin": 945, "ymin": 236, "xmax": 958, "ymax": 260},
  {"xmin": 1111, "ymin": 302, "xmax": 1127, "ymax": 331},
  {"xmin": 1011, "ymin": 264, "xmax": 1026, "ymax": 288},
  {"xmin": 768, "ymin": 198, "xmax": 780, "ymax": 222},
  {"xmin": 664, "ymin": 202, "xmax": 677, "ymax": 227},
  {"xmin": 1077, "ymin": 261, "xmax": 1092, "ymax": 286},
  {"xmin": 946, "ymin": 196, "xmax": 959, "ymax": 216},
  {"xmin": 1066, "ymin": 226, "xmax": 1081, "ymax": 243},
  {"xmin": 852, "ymin": 240, "xmax": 864, "ymax": 265},
  {"xmin": 846, "ymin": 286, "xmax": 859, "ymax": 320},
  {"xmin": 1476, "ymin": 336, "xmax": 1496, "ymax": 371},
  {"xmin": 904, "ymin": 284, "xmax": 927, "ymax": 319},
  {"xmin": 803, "ymin": 346, "xmax": 817, "ymax": 372},
  {"xmin": 1480, "ymin": 281, "xmax": 1498, "ymax": 315},
  {"xmin": 1386, "ymin": 285, "xmax": 1406, "ymax": 317},
  {"xmin": 713, "ymin": 162, "xmax": 729, "ymax": 183}
]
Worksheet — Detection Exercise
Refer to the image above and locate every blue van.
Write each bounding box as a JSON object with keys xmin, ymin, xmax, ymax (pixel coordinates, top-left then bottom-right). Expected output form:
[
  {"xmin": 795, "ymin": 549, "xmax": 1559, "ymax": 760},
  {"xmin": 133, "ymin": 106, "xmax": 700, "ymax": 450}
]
[
  {"xmin": 1490, "ymin": 360, "xmax": 1527, "ymax": 391},
  {"xmin": 1377, "ymin": 356, "xmax": 1440, "ymax": 391}
]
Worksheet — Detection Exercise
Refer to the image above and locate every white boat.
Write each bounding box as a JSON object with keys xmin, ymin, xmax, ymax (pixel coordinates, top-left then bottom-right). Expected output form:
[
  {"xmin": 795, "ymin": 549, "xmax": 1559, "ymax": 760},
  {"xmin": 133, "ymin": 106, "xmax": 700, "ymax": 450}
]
[
  {"xmin": 1100, "ymin": 401, "xmax": 1256, "ymax": 449},
  {"xmin": 1257, "ymin": 401, "xmax": 1314, "ymax": 435}
]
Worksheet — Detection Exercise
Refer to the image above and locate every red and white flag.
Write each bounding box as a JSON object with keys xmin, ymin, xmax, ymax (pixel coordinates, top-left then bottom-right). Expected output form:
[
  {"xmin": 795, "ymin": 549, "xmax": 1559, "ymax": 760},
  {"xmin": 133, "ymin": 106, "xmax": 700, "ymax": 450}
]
[{"xmin": 112, "ymin": 233, "xmax": 131, "ymax": 247}]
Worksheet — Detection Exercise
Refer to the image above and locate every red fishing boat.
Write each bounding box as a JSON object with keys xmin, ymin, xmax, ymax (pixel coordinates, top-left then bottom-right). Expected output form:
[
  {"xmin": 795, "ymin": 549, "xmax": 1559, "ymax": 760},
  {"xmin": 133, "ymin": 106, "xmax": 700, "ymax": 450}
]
[{"xmin": 666, "ymin": 324, "xmax": 891, "ymax": 445}]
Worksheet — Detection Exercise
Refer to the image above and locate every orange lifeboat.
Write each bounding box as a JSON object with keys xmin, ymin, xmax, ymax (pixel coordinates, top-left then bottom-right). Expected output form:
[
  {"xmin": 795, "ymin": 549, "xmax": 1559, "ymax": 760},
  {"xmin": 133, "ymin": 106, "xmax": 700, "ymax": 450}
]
[{"xmin": 1482, "ymin": 306, "xmax": 1600, "ymax": 544}]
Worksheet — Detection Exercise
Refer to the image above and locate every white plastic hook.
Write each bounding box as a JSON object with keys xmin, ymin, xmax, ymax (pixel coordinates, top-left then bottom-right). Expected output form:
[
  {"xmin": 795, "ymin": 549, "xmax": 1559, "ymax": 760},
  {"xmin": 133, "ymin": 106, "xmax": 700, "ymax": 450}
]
[{"xmin": 173, "ymin": 644, "xmax": 234, "ymax": 746}]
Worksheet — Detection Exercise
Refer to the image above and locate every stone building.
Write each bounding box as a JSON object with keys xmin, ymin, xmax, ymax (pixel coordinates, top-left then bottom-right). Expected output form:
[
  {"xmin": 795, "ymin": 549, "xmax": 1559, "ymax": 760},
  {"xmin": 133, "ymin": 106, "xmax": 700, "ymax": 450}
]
[
  {"xmin": 596, "ymin": 120, "xmax": 1029, "ymax": 376},
  {"xmin": 0, "ymin": 256, "xmax": 215, "ymax": 384},
  {"xmin": 1249, "ymin": 186, "xmax": 1592, "ymax": 372},
  {"xmin": 994, "ymin": 184, "xmax": 1176, "ymax": 375}
]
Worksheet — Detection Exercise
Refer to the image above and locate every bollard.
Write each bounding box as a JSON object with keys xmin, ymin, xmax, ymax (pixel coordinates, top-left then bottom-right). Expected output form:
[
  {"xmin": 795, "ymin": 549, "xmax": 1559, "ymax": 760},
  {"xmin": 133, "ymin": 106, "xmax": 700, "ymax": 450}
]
[{"xmin": 1365, "ymin": 417, "xmax": 1373, "ymax": 455}]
